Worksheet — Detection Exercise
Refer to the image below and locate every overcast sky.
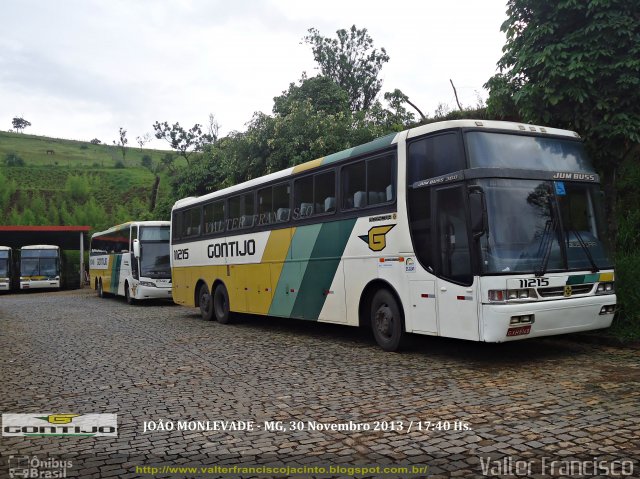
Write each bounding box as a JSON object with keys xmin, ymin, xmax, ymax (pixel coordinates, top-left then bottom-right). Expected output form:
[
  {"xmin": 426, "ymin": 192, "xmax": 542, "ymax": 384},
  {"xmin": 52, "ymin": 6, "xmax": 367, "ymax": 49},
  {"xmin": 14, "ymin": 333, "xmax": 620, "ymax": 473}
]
[{"xmin": 1, "ymin": 0, "xmax": 508, "ymax": 149}]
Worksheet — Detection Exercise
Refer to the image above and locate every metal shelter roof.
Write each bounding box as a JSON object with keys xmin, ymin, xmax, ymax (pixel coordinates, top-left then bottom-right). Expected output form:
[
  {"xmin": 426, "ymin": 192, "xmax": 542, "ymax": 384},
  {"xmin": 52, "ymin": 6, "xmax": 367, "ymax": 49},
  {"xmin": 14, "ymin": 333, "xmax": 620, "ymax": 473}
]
[{"xmin": 0, "ymin": 226, "xmax": 91, "ymax": 250}]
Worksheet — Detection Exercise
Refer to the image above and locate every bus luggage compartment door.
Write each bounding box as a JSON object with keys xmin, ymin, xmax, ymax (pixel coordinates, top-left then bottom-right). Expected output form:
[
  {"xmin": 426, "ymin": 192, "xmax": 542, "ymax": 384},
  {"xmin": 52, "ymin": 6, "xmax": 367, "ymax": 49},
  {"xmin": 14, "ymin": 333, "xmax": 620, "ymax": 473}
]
[{"xmin": 407, "ymin": 280, "xmax": 438, "ymax": 334}]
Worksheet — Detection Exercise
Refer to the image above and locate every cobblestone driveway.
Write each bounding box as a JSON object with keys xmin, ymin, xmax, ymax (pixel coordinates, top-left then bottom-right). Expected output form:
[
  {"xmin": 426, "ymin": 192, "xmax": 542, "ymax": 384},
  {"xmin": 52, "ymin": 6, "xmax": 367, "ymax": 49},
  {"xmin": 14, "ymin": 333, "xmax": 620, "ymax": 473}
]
[{"xmin": 1, "ymin": 289, "xmax": 638, "ymax": 478}]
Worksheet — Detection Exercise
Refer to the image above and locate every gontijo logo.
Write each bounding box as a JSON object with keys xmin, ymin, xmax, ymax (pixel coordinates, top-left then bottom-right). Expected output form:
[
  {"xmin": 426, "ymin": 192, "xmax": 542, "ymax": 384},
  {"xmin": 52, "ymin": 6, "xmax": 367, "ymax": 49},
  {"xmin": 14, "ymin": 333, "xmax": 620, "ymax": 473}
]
[
  {"xmin": 38, "ymin": 414, "xmax": 79, "ymax": 424},
  {"xmin": 2, "ymin": 413, "xmax": 117, "ymax": 437},
  {"xmin": 359, "ymin": 225, "xmax": 395, "ymax": 252}
]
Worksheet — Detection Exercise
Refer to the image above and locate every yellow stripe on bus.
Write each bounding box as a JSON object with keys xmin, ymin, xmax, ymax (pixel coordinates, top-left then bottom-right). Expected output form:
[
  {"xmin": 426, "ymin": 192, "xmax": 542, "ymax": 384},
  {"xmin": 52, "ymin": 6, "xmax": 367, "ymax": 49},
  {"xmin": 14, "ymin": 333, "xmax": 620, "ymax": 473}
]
[{"xmin": 293, "ymin": 158, "xmax": 323, "ymax": 174}]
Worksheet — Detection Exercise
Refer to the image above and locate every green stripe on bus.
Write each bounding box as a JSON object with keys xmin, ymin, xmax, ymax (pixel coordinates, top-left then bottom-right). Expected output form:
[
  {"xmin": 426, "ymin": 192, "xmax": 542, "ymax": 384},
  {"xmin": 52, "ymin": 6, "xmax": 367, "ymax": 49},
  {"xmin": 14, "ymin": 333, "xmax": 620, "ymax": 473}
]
[
  {"xmin": 268, "ymin": 224, "xmax": 322, "ymax": 318},
  {"xmin": 566, "ymin": 273, "xmax": 600, "ymax": 285},
  {"xmin": 290, "ymin": 218, "xmax": 357, "ymax": 320},
  {"xmin": 321, "ymin": 132, "xmax": 396, "ymax": 165},
  {"xmin": 110, "ymin": 255, "xmax": 122, "ymax": 293}
]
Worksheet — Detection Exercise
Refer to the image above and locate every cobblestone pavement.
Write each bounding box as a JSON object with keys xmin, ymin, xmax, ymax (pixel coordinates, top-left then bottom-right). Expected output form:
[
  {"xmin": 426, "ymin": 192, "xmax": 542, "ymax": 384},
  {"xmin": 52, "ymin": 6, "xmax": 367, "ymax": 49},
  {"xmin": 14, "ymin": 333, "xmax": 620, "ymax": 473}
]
[{"xmin": 0, "ymin": 289, "xmax": 639, "ymax": 478}]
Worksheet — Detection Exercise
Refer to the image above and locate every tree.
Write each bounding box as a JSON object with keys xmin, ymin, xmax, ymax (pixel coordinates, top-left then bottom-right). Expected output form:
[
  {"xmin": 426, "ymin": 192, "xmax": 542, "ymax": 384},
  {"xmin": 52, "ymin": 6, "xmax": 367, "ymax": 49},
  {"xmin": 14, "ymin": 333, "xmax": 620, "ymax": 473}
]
[
  {"xmin": 273, "ymin": 74, "xmax": 350, "ymax": 117},
  {"xmin": 136, "ymin": 133, "xmax": 152, "ymax": 148},
  {"xmin": 303, "ymin": 25, "xmax": 390, "ymax": 112},
  {"xmin": 90, "ymin": 138, "xmax": 102, "ymax": 145},
  {"xmin": 152, "ymin": 121, "xmax": 213, "ymax": 165},
  {"xmin": 485, "ymin": 0, "xmax": 640, "ymax": 187},
  {"xmin": 206, "ymin": 114, "xmax": 220, "ymax": 146},
  {"xmin": 12, "ymin": 117, "xmax": 31, "ymax": 133},
  {"xmin": 113, "ymin": 127, "xmax": 128, "ymax": 162}
]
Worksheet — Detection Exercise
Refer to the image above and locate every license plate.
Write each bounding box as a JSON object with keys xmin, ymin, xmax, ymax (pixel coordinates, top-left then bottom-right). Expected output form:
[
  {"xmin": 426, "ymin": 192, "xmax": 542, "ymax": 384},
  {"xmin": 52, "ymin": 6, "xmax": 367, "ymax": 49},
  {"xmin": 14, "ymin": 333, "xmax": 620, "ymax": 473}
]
[{"xmin": 506, "ymin": 325, "xmax": 531, "ymax": 337}]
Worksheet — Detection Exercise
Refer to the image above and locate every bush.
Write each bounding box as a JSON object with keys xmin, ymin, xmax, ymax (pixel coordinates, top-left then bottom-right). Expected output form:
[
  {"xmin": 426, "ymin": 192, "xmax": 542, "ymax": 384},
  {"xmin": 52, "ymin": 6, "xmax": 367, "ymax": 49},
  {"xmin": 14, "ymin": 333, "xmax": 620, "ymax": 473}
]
[
  {"xmin": 611, "ymin": 252, "xmax": 640, "ymax": 340},
  {"xmin": 80, "ymin": 144, "xmax": 88, "ymax": 150},
  {"xmin": 4, "ymin": 152, "xmax": 25, "ymax": 167},
  {"xmin": 65, "ymin": 174, "xmax": 90, "ymax": 203},
  {"xmin": 114, "ymin": 160, "xmax": 125, "ymax": 169},
  {"xmin": 141, "ymin": 154, "xmax": 153, "ymax": 169}
]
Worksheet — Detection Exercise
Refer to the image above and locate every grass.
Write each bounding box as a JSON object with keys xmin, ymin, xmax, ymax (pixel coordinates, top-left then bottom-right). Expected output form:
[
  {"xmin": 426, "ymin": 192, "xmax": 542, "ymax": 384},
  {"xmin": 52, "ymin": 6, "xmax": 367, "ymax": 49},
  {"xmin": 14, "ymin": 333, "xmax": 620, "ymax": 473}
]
[
  {"xmin": 0, "ymin": 130, "xmax": 178, "ymax": 223},
  {"xmin": 0, "ymin": 130, "xmax": 165, "ymax": 168}
]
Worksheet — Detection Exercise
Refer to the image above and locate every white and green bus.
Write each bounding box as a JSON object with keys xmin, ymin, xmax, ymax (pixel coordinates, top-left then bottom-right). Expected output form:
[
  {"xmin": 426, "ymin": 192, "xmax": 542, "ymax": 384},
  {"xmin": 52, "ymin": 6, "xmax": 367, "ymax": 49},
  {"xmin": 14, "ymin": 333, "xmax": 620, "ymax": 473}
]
[
  {"xmin": 0, "ymin": 246, "xmax": 14, "ymax": 291},
  {"xmin": 19, "ymin": 245, "xmax": 62, "ymax": 290},
  {"xmin": 90, "ymin": 221, "xmax": 172, "ymax": 303},
  {"xmin": 170, "ymin": 120, "xmax": 616, "ymax": 351}
]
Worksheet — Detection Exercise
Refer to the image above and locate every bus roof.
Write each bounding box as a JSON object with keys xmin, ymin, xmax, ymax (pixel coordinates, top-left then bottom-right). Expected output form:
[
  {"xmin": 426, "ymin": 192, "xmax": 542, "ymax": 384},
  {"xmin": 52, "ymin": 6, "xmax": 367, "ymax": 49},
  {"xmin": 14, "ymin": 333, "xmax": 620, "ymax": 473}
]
[
  {"xmin": 20, "ymin": 245, "xmax": 60, "ymax": 250},
  {"xmin": 172, "ymin": 119, "xmax": 580, "ymax": 211},
  {"xmin": 0, "ymin": 246, "xmax": 11, "ymax": 251},
  {"xmin": 407, "ymin": 119, "xmax": 579, "ymax": 140},
  {"xmin": 91, "ymin": 221, "xmax": 170, "ymax": 239}
]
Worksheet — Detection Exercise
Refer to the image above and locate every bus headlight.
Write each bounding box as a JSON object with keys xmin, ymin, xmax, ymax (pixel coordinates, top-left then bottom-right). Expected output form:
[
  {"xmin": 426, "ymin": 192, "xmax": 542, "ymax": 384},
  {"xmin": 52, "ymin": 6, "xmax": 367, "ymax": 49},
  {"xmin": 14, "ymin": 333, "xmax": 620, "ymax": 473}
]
[
  {"xmin": 489, "ymin": 289, "xmax": 535, "ymax": 302},
  {"xmin": 510, "ymin": 314, "xmax": 535, "ymax": 324},
  {"xmin": 596, "ymin": 282, "xmax": 615, "ymax": 294},
  {"xmin": 139, "ymin": 281, "xmax": 156, "ymax": 287}
]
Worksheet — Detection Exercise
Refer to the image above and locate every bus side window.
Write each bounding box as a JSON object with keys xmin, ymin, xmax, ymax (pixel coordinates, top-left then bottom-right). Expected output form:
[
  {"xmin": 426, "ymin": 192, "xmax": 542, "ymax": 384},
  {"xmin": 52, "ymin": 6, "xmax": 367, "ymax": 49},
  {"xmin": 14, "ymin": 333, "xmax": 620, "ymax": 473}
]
[
  {"xmin": 229, "ymin": 192, "xmax": 255, "ymax": 230},
  {"xmin": 408, "ymin": 133, "xmax": 465, "ymax": 183},
  {"xmin": 368, "ymin": 154, "xmax": 394, "ymax": 205},
  {"xmin": 341, "ymin": 161, "xmax": 366, "ymax": 210},
  {"xmin": 172, "ymin": 211, "xmax": 182, "ymax": 241},
  {"xmin": 341, "ymin": 155, "xmax": 394, "ymax": 211},
  {"xmin": 315, "ymin": 170, "xmax": 335, "ymax": 214},
  {"xmin": 182, "ymin": 207, "xmax": 202, "ymax": 237},
  {"xmin": 294, "ymin": 175, "xmax": 314, "ymax": 218},
  {"xmin": 257, "ymin": 186, "xmax": 273, "ymax": 226},
  {"xmin": 273, "ymin": 183, "xmax": 290, "ymax": 223},
  {"xmin": 204, "ymin": 201, "xmax": 225, "ymax": 234}
]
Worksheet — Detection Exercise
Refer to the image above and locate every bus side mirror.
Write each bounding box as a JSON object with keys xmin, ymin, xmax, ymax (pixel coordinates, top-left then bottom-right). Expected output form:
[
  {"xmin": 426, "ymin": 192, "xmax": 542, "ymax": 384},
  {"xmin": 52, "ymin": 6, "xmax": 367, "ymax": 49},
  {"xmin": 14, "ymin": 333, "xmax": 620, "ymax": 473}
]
[
  {"xmin": 133, "ymin": 239, "xmax": 140, "ymax": 258},
  {"xmin": 469, "ymin": 190, "xmax": 487, "ymax": 239}
]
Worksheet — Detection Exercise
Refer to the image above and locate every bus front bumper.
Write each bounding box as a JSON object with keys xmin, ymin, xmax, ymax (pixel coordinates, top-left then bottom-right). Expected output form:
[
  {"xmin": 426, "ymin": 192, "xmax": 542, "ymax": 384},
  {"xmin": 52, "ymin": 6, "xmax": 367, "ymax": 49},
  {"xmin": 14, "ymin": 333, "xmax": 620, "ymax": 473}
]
[
  {"xmin": 481, "ymin": 295, "xmax": 616, "ymax": 342},
  {"xmin": 20, "ymin": 280, "xmax": 61, "ymax": 290},
  {"xmin": 134, "ymin": 284, "xmax": 173, "ymax": 300}
]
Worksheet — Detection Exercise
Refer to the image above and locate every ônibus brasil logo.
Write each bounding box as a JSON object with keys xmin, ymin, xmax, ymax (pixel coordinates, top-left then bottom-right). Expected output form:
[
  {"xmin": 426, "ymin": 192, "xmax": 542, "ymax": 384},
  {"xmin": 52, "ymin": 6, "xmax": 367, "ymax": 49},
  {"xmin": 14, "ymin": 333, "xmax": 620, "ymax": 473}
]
[{"xmin": 2, "ymin": 413, "xmax": 117, "ymax": 437}]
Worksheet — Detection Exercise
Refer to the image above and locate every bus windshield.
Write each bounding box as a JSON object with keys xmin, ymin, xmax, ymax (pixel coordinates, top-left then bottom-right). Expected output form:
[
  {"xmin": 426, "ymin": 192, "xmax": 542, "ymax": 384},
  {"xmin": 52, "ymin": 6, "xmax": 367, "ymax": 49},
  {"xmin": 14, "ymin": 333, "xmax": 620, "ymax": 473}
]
[
  {"xmin": 0, "ymin": 258, "xmax": 8, "ymax": 277},
  {"xmin": 140, "ymin": 242, "xmax": 171, "ymax": 278},
  {"xmin": 466, "ymin": 132, "xmax": 595, "ymax": 172},
  {"xmin": 21, "ymin": 257, "xmax": 59, "ymax": 277},
  {"xmin": 476, "ymin": 179, "xmax": 613, "ymax": 274}
]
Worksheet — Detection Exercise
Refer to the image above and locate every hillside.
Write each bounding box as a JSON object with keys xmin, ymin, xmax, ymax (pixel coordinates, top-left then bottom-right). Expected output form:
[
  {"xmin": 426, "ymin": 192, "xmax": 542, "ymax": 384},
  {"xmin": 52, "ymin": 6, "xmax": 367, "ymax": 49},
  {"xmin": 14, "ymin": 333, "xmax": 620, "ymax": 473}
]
[{"xmin": 0, "ymin": 130, "xmax": 177, "ymax": 232}]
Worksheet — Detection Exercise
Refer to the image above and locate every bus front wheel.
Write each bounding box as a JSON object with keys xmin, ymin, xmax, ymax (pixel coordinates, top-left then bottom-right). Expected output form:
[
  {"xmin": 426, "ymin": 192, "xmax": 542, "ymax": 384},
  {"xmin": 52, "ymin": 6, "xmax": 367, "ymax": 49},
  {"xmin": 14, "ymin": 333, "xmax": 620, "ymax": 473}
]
[
  {"xmin": 370, "ymin": 289, "xmax": 405, "ymax": 352},
  {"xmin": 213, "ymin": 283, "xmax": 232, "ymax": 324},
  {"xmin": 125, "ymin": 282, "xmax": 136, "ymax": 305},
  {"xmin": 198, "ymin": 283, "xmax": 214, "ymax": 321}
]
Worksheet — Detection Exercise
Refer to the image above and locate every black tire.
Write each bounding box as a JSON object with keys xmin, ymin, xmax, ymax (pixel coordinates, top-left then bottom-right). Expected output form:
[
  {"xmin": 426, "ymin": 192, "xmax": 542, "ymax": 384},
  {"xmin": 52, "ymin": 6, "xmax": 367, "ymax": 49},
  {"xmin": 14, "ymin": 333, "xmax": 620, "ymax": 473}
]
[
  {"xmin": 370, "ymin": 289, "xmax": 405, "ymax": 352},
  {"xmin": 198, "ymin": 283, "xmax": 214, "ymax": 321},
  {"xmin": 213, "ymin": 283, "xmax": 232, "ymax": 324},
  {"xmin": 97, "ymin": 279, "xmax": 105, "ymax": 298},
  {"xmin": 125, "ymin": 282, "xmax": 136, "ymax": 305}
]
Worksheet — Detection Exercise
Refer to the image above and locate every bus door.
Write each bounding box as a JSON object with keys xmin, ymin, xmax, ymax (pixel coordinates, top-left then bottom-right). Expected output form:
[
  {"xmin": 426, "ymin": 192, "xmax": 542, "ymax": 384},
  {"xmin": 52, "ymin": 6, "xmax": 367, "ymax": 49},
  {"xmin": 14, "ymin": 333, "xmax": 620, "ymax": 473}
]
[{"xmin": 433, "ymin": 184, "xmax": 480, "ymax": 341}]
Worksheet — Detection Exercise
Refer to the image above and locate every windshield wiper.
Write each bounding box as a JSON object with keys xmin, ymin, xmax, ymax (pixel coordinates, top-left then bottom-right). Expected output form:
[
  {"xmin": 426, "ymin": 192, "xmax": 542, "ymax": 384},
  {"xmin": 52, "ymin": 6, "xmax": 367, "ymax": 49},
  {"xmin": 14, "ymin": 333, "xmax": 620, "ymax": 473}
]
[
  {"xmin": 535, "ymin": 220, "xmax": 557, "ymax": 277},
  {"xmin": 535, "ymin": 197, "xmax": 560, "ymax": 277},
  {"xmin": 567, "ymin": 229, "xmax": 599, "ymax": 273}
]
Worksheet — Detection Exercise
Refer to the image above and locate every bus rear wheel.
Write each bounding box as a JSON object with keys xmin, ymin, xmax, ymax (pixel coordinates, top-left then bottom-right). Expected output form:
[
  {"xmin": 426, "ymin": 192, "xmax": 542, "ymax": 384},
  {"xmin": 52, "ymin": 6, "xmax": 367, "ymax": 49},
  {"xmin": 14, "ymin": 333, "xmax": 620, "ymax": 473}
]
[
  {"xmin": 198, "ymin": 283, "xmax": 214, "ymax": 321},
  {"xmin": 213, "ymin": 283, "xmax": 232, "ymax": 324},
  {"xmin": 370, "ymin": 289, "xmax": 405, "ymax": 352}
]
